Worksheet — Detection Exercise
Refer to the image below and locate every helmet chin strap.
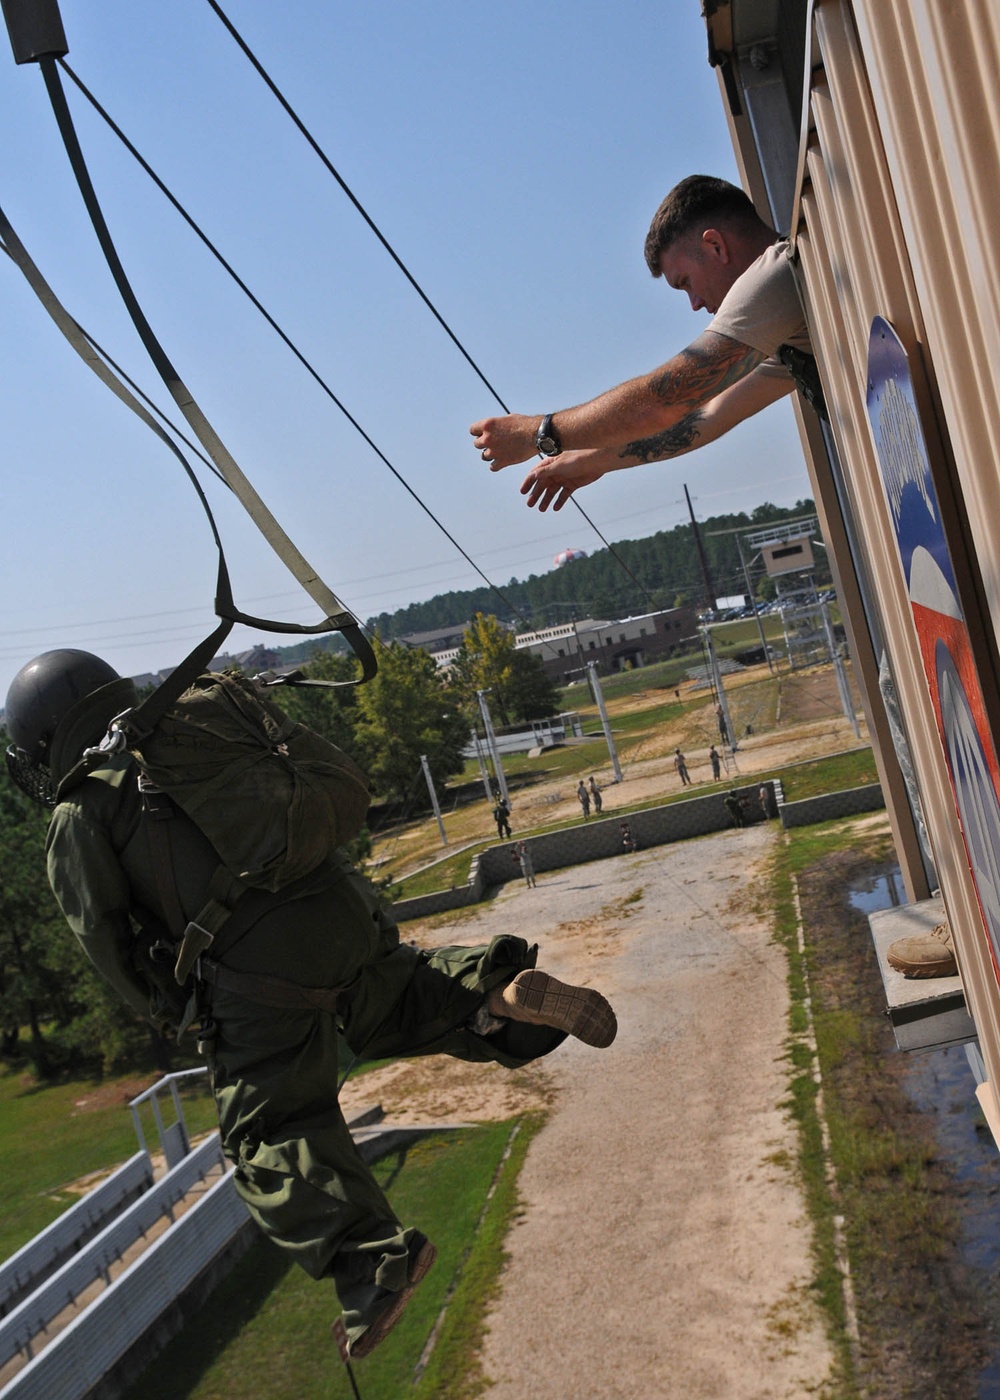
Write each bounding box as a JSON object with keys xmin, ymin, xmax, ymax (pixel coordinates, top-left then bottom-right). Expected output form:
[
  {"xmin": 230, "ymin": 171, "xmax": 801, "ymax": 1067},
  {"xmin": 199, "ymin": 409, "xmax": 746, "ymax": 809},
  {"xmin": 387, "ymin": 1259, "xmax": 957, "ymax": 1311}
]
[{"xmin": 4, "ymin": 746, "xmax": 57, "ymax": 808}]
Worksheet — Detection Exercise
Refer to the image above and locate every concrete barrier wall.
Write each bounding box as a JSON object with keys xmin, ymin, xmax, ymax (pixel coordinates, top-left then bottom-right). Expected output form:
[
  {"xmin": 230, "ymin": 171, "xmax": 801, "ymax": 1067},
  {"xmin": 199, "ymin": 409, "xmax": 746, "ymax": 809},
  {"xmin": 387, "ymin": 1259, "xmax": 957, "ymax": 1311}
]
[
  {"xmin": 393, "ymin": 785, "xmax": 776, "ymax": 921},
  {"xmin": 779, "ymin": 783, "xmax": 884, "ymax": 829},
  {"xmin": 393, "ymin": 780, "xmax": 885, "ymax": 921},
  {"xmin": 389, "ymin": 883, "xmax": 480, "ymax": 921}
]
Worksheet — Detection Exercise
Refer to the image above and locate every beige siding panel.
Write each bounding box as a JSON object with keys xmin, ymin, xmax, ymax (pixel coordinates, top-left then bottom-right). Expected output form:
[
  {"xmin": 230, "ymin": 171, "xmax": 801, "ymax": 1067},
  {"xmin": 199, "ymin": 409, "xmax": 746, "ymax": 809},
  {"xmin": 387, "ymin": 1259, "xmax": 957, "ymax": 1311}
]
[
  {"xmin": 705, "ymin": 0, "xmax": 1000, "ymax": 1106},
  {"xmin": 851, "ymin": 0, "xmax": 1000, "ymax": 646},
  {"xmin": 800, "ymin": 1, "xmax": 1000, "ymax": 1073}
]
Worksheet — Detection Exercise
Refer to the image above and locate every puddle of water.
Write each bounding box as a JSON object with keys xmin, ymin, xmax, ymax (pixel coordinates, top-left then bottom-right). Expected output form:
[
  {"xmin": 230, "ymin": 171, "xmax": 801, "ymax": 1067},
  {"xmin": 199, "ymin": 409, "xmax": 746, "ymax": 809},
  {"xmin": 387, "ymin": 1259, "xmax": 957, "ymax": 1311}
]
[
  {"xmin": 851, "ymin": 863, "xmax": 1000, "ymax": 1396},
  {"xmin": 847, "ymin": 866, "xmax": 907, "ymax": 914}
]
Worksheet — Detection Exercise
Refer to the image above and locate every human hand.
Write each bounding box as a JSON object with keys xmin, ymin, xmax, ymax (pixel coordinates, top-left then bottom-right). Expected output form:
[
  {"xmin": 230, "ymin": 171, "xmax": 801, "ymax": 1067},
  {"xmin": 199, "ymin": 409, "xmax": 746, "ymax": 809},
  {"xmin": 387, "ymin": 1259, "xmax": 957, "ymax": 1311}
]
[
  {"xmin": 519, "ymin": 451, "xmax": 608, "ymax": 511},
  {"xmin": 470, "ymin": 414, "xmax": 539, "ymax": 471}
]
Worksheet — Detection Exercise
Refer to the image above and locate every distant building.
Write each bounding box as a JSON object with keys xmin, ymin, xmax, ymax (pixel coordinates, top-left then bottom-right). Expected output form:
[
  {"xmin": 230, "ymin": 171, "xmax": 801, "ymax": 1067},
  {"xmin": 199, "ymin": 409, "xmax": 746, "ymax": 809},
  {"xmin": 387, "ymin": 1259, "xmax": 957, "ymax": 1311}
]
[
  {"xmin": 512, "ymin": 607, "xmax": 698, "ymax": 684},
  {"xmin": 402, "ymin": 607, "xmax": 697, "ymax": 684},
  {"xmin": 397, "ymin": 624, "xmax": 470, "ymax": 656}
]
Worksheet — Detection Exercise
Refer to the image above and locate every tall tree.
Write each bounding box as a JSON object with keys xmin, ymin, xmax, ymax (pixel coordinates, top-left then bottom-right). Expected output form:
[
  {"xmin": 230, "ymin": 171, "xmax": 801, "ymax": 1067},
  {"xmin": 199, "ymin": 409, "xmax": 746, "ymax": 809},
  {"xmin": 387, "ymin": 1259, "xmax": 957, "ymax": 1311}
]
[
  {"xmin": 0, "ymin": 763, "xmax": 151, "ymax": 1076},
  {"xmin": 451, "ymin": 614, "xmax": 561, "ymax": 728},
  {"xmin": 0, "ymin": 784, "xmax": 62, "ymax": 1074},
  {"xmin": 352, "ymin": 642, "xmax": 468, "ymax": 803},
  {"xmin": 450, "ymin": 614, "xmax": 519, "ymax": 727},
  {"xmin": 266, "ymin": 647, "xmax": 360, "ymax": 757}
]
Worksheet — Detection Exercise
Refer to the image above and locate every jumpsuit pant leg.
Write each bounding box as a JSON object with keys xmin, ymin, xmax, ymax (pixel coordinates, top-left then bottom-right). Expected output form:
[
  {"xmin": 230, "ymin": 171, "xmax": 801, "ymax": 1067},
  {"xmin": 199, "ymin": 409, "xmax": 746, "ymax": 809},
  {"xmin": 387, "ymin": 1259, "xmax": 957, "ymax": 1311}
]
[{"xmin": 203, "ymin": 867, "xmax": 563, "ymax": 1335}]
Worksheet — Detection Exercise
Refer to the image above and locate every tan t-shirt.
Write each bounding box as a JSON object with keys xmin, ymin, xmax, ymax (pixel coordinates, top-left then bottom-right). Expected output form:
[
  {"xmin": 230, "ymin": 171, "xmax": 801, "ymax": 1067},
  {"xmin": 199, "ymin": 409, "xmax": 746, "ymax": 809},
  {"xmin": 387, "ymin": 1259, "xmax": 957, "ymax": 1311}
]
[{"xmin": 708, "ymin": 240, "xmax": 810, "ymax": 382}]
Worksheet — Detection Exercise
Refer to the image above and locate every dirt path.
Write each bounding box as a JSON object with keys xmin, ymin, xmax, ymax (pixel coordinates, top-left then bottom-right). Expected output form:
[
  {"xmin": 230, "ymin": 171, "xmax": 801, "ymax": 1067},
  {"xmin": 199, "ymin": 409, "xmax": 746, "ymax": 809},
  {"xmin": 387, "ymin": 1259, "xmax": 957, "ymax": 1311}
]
[{"xmin": 343, "ymin": 826, "xmax": 835, "ymax": 1397}]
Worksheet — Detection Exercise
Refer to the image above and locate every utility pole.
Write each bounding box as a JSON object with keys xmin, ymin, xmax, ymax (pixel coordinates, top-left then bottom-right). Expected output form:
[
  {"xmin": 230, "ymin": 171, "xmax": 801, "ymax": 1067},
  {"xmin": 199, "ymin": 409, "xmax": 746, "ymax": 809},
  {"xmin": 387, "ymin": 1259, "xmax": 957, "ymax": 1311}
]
[
  {"xmin": 684, "ymin": 484, "xmax": 717, "ymax": 615},
  {"xmin": 704, "ymin": 629, "xmax": 738, "ymax": 763},
  {"xmin": 821, "ymin": 603, "xmax": 861, "ymax": 738},
  {"xmin": 476, "ymin": 689, "xmax": 509, "ymax": 807},
  {"xmin": 587, "ymin": 662, "xmax": 623, "ymax": 784},
  {"xmin": 419, "ymin": 754, "xmax": 448, "ymax": 847},
  {"xmin": 472, "ymin": 733, "xmax": 493, "ymax": 804}
]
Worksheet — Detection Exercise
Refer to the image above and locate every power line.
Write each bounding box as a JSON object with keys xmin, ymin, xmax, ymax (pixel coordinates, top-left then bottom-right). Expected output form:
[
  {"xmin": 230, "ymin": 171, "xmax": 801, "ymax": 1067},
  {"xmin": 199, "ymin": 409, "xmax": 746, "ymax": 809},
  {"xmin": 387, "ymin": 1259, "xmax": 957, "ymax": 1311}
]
[
  {"xmin": 55, "ymin": 59, "xmax": 605, "ymax": 664},
  {"xmin": 200, "ymin": 0, "xmax": 657, "ymax": 611}
]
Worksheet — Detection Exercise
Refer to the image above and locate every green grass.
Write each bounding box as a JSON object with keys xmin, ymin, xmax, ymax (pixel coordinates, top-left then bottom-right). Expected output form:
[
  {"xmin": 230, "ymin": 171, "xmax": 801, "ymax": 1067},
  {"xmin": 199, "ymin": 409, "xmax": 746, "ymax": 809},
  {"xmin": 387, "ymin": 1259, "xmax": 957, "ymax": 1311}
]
[
  {"xmin": 760, "ymin": 816, "xmax": 951, "ymax": 1396},
  {"xmin": 557, "ymin": 654, "xmax": 700, "ymax": 708},
  {"xmin": 763, "ymin": 821, "xmax": 872, "ymax": 1395},
  {"xmin": 121, "ymin": 1116, "xmax": 543, "ymax": 1400},
  {"xmin": 0, "ymin": 1060, "xmax": 217, "ymax": 1262},
  {"xmin": 776, "ymin": 747, "xmax": 877, "ymax": 801},
  {"xmin": 554, "ymin": 624, "xmax": 787, "ymax": 710}
]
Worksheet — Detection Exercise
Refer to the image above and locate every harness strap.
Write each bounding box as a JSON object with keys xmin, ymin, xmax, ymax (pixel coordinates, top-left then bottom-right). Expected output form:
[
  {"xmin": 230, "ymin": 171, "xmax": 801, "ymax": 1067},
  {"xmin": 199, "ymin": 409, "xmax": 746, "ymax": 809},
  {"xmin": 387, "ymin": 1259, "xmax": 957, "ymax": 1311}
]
[
  {"xmin": 199, "ymin": 959, "xmax": 343, "ymax": 1013},
  {"xmin": 142, "ymin": 786, "xmax": 188, "ymax": 942},
  {"xmin": 139, "ymin": 781, "xmax": 252, "ymax": 984},
  {"xmin": 36, "ymin": 60, "xmax": 376, "ymax": 681}
]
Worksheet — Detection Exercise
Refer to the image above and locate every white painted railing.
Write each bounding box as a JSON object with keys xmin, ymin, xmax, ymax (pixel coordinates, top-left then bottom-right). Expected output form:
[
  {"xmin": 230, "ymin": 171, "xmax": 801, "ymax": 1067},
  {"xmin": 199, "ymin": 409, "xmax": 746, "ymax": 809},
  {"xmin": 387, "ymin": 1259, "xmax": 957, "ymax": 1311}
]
[
  {"xmin": 0, "ymin": 1152, "xmax": 153, "ymax": 1320},
  {"xmin": 0, "ymin": 1166, "xmax": 247, "ymax": 1400},
  {"xmin": 0, "ymin": 1134, "xmax": 226, "ymax": 1373}
]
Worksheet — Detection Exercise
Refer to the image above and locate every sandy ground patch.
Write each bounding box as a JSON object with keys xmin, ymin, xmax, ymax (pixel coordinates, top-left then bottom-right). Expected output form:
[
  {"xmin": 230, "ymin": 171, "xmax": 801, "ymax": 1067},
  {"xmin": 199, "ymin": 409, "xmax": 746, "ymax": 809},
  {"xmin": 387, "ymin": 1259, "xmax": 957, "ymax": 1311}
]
[{"xmin": 348, "ymin": 826, "xmax": 835, "ymax": 1398}]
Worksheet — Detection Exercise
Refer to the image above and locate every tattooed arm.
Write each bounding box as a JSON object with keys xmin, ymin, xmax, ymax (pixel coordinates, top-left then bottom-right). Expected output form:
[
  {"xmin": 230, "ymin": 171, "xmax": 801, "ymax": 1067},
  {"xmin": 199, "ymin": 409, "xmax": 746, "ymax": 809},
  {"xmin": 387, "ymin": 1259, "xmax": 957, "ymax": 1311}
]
[
  {"xmin": 517, "ymin": 359, "xmax": 793, "ymax": 512},
  {"xmin": 471, "ymin": 330, "xmax": 778, "ymax": 472}
]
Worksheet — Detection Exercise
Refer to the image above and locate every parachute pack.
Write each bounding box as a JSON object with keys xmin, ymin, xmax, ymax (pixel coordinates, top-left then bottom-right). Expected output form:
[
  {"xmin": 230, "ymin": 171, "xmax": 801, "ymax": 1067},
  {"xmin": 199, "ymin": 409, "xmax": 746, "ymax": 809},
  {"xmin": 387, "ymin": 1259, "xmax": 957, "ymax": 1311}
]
[
  {"xmin": 129, "ymin": 670, "xmax": 371, "ymax": 894},
  {"xmin": 100, "ymin": 668, "xmax": 372, "ymax": 1008}
]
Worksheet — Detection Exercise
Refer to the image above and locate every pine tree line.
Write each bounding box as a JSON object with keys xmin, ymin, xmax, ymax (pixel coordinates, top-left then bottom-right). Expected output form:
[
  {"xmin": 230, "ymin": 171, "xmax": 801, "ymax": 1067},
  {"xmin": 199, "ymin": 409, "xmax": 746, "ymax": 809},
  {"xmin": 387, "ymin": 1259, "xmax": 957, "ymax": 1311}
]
[{"xmin": 277, "ymin": 499, "xmax": 823, "ymax": 665}]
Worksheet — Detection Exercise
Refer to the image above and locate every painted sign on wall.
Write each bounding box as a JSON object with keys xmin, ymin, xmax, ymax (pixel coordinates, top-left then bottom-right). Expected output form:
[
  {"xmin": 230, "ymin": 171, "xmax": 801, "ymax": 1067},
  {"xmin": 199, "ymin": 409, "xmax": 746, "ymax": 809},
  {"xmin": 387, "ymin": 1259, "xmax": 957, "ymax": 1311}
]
[{"xmin": 867, "ymin": 315, "xmax": 1000, "ymax": 986}]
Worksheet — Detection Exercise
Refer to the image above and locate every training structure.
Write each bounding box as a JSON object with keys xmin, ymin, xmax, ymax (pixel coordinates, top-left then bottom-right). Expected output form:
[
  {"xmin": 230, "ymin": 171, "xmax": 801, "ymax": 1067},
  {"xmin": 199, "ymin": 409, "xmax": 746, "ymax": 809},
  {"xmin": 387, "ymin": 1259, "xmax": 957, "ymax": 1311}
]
[{"xmin": 704, "ymin": 2, "xmax": 1000, "ymax": 1132}]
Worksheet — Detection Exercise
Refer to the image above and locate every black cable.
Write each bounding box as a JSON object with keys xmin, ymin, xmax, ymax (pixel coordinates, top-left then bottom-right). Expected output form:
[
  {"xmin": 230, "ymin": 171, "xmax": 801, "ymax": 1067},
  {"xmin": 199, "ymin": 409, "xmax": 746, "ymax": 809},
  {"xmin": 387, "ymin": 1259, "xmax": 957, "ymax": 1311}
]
[
  {"xmin": 55, "ymin": 59, "xmax": 598, "ymax": 663},
  {"xmin": 56, "ymin": 63, "xmax": 560, "ymax": 652},
  {"xmin": 204, "ymin": 0, "xmax": 508, "ymax": 412},
  {"xmin": 201, "ymin": 0, "xmax": 658, "ymax": 611}
]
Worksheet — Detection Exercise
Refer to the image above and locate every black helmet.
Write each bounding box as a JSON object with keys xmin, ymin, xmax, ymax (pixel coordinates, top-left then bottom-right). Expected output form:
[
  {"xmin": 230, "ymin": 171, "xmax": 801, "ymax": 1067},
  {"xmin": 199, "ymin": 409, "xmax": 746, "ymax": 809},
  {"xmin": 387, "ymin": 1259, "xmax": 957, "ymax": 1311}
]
[{"xmin": 4, "ymin": 649, "xmax": 137, "ymax": 806}]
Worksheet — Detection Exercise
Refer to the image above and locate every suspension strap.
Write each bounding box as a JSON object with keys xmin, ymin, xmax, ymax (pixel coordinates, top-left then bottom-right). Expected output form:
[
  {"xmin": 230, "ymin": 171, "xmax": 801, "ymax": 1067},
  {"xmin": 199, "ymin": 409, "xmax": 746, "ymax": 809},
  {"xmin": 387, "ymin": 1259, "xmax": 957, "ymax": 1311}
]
[
  {"xmin": 0, "ymin": 55, "xmax": 376, "ymax": 684},
  {"xmin": 140, "ymin": 782, "xmax": 343, "ymax": 1013}
]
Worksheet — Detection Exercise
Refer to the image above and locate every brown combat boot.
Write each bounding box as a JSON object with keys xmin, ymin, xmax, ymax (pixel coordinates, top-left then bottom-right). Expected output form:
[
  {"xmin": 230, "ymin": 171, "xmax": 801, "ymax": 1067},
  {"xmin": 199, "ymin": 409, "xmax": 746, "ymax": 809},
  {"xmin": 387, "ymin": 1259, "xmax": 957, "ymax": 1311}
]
[
  {"xmin": 490, "ymin": 969, "xmax": 617, "ymax": 1048},
  {"xmin": 886, "ymin": 922, "xmax": 957, "ymax": 979},
  {"xmin": 346, "ymin": 1233, "xmax": 437, "ymax": 1360}
]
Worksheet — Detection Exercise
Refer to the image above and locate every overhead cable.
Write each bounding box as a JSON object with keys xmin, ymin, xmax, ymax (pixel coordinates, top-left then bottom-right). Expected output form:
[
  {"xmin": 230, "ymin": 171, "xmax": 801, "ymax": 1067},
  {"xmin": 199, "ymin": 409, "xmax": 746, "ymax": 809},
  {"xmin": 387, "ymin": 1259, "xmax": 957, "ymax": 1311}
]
[
  {"xmin": 35, "ymin": 53, "xmax": 376, "ymax": 688},
  {"xmin": 54, "ymin": 58, "xmax": 595, "ymax": 661},
  {"xmin": 58, "ymin": 55, "xmax": 538, "ymax": 638},
  {"xmin": 201, "ymin": 0, "xmax": 657, "ymax": 611}
]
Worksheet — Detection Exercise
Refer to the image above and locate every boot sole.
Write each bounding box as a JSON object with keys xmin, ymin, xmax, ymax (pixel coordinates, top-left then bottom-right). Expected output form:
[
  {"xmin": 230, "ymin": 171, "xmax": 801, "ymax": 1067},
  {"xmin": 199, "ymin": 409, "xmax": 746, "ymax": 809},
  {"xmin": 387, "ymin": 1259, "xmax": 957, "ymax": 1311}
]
[
  {"xmin": 347, "ymin": 1238, "xmax": 437, "ymax": 1360},
  {"xmin": 507, "ymin": 969, "xmax": 617, "ymax": 1048},
  {"xmin": 886, "ymin": 954, "xmax": 957, "ymax": 979}
]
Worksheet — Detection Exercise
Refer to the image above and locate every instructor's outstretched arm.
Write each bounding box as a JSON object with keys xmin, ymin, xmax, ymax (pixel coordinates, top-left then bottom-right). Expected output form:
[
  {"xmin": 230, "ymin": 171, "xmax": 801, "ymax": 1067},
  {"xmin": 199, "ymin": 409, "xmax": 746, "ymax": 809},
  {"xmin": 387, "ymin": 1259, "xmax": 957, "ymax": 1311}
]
[
  {"xmin": 470, "ymin": 330, "xmax": 767, "ymax": 473},
  {"xmin": 513, "ymin": 359, "xmax": 792, "ymax": 512}
]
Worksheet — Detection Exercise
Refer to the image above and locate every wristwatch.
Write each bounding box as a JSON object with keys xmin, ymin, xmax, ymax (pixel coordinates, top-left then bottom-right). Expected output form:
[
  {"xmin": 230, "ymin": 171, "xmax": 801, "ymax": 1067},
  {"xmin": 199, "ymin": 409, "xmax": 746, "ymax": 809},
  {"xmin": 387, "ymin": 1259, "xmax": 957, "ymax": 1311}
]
[{"xmin": 535, "ymin": 414, "xmax": 562, "ymax": 457}]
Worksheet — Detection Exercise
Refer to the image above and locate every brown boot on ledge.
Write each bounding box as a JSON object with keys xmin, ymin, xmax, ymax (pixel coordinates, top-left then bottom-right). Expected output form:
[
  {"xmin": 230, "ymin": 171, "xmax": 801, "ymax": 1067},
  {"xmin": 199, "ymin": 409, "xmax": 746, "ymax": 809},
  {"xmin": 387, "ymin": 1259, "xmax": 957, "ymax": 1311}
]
[
  {"xmin": 886, "ymin": 922, "xmax": 957, "ymax": 979},
  {"xmin": 488, "ymin": 969, "xmax": 617, "ymax": 1048}
]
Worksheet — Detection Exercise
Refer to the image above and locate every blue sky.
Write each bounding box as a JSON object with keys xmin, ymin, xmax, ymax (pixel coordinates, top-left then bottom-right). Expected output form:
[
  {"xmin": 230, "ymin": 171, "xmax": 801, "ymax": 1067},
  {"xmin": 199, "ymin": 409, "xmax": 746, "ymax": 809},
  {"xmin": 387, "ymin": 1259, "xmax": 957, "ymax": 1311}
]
[{"xmin": 0, "ymin": 0, "xmax": 811, "ymax": 698}]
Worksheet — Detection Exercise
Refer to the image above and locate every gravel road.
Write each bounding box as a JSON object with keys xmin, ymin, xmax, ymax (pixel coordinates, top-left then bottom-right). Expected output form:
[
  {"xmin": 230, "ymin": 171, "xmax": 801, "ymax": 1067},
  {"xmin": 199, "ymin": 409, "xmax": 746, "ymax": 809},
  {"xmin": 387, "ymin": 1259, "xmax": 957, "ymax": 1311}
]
[
  {"xmin": 469, "ymin": 826, "xmax": 833, "ymax": 1399},
  {"xmin": 346, "ymin": 823, "xmax": 836, "ymax": 1397}
]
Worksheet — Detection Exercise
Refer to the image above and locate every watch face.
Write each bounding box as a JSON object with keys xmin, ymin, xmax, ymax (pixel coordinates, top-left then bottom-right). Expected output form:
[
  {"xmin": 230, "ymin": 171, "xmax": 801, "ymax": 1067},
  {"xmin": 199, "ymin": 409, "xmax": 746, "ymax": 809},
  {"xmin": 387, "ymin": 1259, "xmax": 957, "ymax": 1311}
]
[{"xmin": 538, "ymin": 436, "xmax": 558, "ymax": 455}]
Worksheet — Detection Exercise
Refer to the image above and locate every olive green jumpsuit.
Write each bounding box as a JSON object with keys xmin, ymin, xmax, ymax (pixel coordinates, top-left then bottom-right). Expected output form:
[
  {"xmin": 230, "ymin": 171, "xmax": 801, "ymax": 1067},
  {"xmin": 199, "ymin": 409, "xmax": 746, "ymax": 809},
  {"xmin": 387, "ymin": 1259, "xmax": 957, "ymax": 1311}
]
[{"xmin": 46, "ymin": 755, "xmax": 562, "ymax": 1340}]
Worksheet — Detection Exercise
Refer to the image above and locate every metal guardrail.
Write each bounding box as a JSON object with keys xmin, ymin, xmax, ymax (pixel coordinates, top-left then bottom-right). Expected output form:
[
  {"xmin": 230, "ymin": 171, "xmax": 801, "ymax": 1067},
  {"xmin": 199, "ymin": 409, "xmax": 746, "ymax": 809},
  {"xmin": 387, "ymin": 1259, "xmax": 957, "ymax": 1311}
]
[
  {"xmin": 128, "ymin": 1066, "xmax": 208, "ymax": 1167},
  {"xmin": 0, "ymin": 1135, "xmax": 224, "ymax": 1371},
  {"xmin": 0, "ymin": 1167, "xmax": 247, "ymax": 1400},
  {"xmin": 0, "ymin": 1153, "xmax": 153, "ymax": 1321}
]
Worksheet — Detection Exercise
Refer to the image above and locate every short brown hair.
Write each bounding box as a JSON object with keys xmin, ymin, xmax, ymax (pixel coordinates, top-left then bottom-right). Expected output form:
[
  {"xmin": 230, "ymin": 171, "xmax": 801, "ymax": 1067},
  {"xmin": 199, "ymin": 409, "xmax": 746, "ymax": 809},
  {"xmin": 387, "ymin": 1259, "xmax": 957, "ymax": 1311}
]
[{"xmin": 644, "ymin": 176, "xmax": 762, "ymax": 276}]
